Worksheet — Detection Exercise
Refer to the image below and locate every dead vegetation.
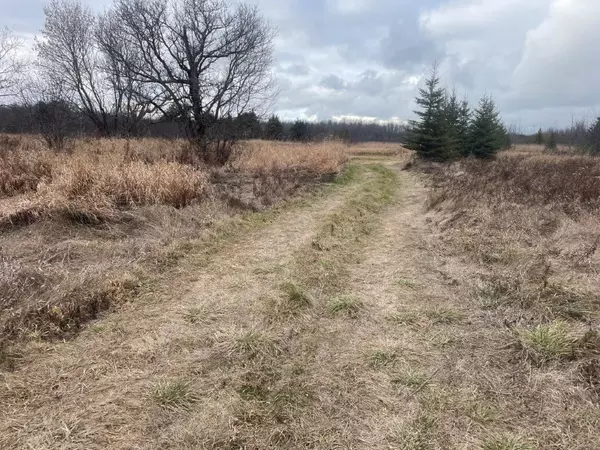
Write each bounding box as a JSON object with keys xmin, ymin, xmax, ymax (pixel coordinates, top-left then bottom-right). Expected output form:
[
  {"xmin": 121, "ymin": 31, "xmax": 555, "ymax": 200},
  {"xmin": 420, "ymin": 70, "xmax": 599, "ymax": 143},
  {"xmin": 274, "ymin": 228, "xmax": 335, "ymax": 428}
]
[
  {"xmin": 345, "ymin": 141, "xmax": 407, "ymax": 157},
  {"xmin": 0, "ymin": 134, "xmax": 347, "ymax": 350},
  {"xmin": 421, "ymin": 146, "xmax": 600, "ymax": 447},
  {"xmin": 2, "ymin": 142, "xmax": 599, "ymax": 449},
  {"xmin": 232, "ymin": 139, "xmax": 348, "ymax": 174}
]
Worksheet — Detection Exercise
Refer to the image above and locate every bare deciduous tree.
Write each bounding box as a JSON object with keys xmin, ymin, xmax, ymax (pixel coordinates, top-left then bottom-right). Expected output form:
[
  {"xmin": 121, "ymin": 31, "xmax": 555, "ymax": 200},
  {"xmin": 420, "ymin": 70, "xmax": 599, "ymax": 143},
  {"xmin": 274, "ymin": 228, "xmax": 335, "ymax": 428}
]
[
  {"xmin": 36, "ymin": 0, "xmax": 149, "ymax": 136},
  {"xmin": 98, "ymin": 0, "xmax": 276, "ymax": 163},
  {"xmin": 20, "ymin": 73, "xmax": 78, "ymax": 150},
  {"xmin": 0, "ymin": 27, "xmax": 23, "ymax": 98}
]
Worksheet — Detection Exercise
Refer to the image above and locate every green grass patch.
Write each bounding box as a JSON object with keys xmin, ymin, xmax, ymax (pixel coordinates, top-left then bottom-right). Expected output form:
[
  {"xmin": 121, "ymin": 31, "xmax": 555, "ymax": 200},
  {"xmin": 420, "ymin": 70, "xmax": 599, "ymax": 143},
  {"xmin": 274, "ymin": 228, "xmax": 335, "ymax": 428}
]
[
  {"xmin": 392, "ymin": 369, "xmax": 429, "ymax": 389},
  {"xmin": 294, "ymin": 163, "xmax": 399, "ymax": 297},
  {"xmin": 518, "ymin": 320, "xmax": 574, "ymax": 364},
  {"xmin": 328, "ymin": 296, "xmax": 364, "ymax": 317},
  {"xmin": 369, "ymin": 350, "xmax": 399, "ymax": 369},
  {"xmin": 280, "ymin": 282, "xmax": 313, "ymax": 309},
  {"xmin": 151, "ymin": 379, "xmax": 197, "ymax": 410},
  {"xmin": 395, "ymin": 278, "xmax": 418, "ymax": 289},
  {"xmin": 390, "ymin": 414, "xmax": 437, "ymax": 449},
  {"xmin": 232, "ymin": 330, "xmax": 281, "ymax": 360},
  {"xmin": 466, "ymin": 401, "xmax": 499, "ymax": 424}
]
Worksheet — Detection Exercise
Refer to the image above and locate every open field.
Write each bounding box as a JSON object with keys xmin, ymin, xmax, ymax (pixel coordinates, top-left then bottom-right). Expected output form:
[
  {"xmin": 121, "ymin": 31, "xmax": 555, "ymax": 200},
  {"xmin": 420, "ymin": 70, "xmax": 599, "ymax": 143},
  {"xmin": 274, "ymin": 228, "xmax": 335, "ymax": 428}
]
[
  {"xmin": 0, "ymin": 136, "xmax": 348, "ymax": 348},
  {"xmin": 1, "ymin": 141, "xmax": 599, "ymax": 449}
]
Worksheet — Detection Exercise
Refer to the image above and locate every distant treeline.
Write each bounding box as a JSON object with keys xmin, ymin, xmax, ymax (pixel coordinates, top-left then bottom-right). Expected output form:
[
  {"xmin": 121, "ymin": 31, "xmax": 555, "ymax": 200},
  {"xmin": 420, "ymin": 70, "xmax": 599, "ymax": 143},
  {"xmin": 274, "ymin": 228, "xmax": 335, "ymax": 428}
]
[
  {"xmin": 510, "ymin": 118, "xmax": 600, "ymax": 153},
  {"xmin": 0, "ymin": 103, "xmax": 408, "ymax": 144}
]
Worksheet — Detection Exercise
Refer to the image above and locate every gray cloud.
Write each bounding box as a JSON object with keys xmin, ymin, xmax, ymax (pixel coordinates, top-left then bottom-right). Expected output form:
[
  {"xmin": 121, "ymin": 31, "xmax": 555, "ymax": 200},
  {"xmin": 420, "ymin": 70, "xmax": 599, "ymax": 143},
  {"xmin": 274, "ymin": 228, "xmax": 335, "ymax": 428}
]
[
  {"xmin": 281, "ymin": 64, "xmax": 311, "ymax": 76},
  {"xmin": 319, "ymin": 74, "xmax": 346, "ymax": 91},
  {"xmin": 3, "ymin": 0, "xmax": 600, "ymax": 129}
]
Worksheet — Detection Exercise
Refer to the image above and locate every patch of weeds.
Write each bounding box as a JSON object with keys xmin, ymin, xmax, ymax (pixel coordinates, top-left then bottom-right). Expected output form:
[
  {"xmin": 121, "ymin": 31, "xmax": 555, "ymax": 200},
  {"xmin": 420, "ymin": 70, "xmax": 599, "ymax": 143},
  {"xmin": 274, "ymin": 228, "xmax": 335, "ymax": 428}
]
[
  {"xmin": 390, "ymin": 414, "xmax": 437, "ymax": 450},
  {"xmin": 369, "ymin": 350, "xmax": 399, "ymax": 369},
  {"xmin": 466, "ymin": 401, "xmax": 499, "ymax": 424},
  {"xmin": 483, "ymin": 437, "xmax": 534, "ymax": 450},
  {"xmin": 388, "ymin": 311, "xmax": 419, "ymax": 325},
  {"xmin": 232, "ymin": 330, "xmax": 281, "ymax": 360},
  {"xmin": 517, "ymin": 320, "xmax": 575, "ymax": 365},
  {"xmin": 151, "ymin": 379, "xmax": 196, "ymax": 410},
  {"xmin": 280, "ymin": 282, "xmax": 313, "ymax": 310},
  {"xmin": 392, "ymin": 369, "xmax": 428, "ymax": 389},
  {"xmin": 425, "ymin": 308, "xmax": 462, "ymax": 325},
  {"xmin": 395, "ymin": 278, "xmax": 418, "ymax": 289},
  {"xmin": 327, "ymin": 295, "xmax": 364, "ymax": 317}
]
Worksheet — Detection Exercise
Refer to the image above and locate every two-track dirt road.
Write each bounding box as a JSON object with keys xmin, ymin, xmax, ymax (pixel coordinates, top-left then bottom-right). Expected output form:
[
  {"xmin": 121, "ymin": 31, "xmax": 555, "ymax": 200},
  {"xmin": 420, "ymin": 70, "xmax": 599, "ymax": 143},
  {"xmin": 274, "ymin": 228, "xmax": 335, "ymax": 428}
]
[{"xmin": 2, "ymin": 157, "xmax": 598, "ymax": 449}]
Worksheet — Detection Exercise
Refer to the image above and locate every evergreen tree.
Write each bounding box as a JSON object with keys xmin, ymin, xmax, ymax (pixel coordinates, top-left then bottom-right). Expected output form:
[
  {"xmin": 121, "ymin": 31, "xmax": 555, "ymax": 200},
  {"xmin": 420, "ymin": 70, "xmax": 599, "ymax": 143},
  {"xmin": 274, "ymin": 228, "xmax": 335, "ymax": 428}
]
[
  {"xmin": 545, "ymin": 129, "xmax": 557, "ymax": 151},
  {"xmin": 236, "ymin": 111, "xmax": 261, "ymax": 139},
  {"xmin": 535, "ymin": 128, "xmax": 544, "ymax": 145},
  {"xmin": 442, "ymin": 89, "xmax": 461, "ymax": 158},
  {"xmin": 457, "ymin": 97, "xmax": 471, "ymax": 156},
  {"xmin": 290, "ymin": 120, "xmax": 310, "ymax": 141},
  {"xmin": 468, "ymin": 95, "xmax": 504, "ymax": 159},
  {"xmin": 406, "ymin": 65, "xmax": 450, "ymax": 160},
  {"xmin": 587, "ymin": 118, "xmax": 600, "ymax": 154},
  {"xmin": 497, "ymin": 123, "xmax": 512, "ymax": 149},
  {"xmin": 264, "ymin": 115, "xmax": 284, "ymax": 140}
]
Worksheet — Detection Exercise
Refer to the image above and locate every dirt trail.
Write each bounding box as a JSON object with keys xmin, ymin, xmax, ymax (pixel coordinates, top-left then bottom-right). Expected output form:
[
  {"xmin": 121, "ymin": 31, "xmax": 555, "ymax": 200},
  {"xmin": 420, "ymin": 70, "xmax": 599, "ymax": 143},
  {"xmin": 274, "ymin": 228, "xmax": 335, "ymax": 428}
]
[
  {"xmin": 4, "ymin": 160, "xmax": 589, "ymax": 449},
  {"xmin": 0, "ymin": 173, "xmax": 364, "ymax": 449}
]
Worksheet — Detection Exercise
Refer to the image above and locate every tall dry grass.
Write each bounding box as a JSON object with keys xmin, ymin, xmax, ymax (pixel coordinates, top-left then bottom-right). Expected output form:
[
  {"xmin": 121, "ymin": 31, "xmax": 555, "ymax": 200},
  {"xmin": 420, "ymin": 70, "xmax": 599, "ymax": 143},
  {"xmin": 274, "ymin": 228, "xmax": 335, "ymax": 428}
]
[
  {"xmin": 430, "ymin": 153, "xmax": 600, "ymax": 214},
  {"xmin": 43, "ymin": 156, "xmax": 209, "ymax": 208},
  {"xmin": 232, "ymin": 139, "xmax": 348, "ymax": 174},
  {"xmin": 0, "ymin": 134, "xmax": 349, "ymax": 348}
]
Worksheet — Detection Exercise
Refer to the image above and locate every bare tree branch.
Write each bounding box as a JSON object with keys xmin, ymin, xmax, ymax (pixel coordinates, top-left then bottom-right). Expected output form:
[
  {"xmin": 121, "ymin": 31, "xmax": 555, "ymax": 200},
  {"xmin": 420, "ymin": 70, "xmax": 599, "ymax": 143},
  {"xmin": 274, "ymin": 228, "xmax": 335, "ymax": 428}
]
[
  {"xmin": 36, "ymin": 0, "xmax": 150, "ymax": 136},
  {"xmin": 98, "ymin": 0, "xmax": 276, "ymax": 163},
  {"xmin": 0, "ymin": 27, "xmax": 24, "ymax": 99}
]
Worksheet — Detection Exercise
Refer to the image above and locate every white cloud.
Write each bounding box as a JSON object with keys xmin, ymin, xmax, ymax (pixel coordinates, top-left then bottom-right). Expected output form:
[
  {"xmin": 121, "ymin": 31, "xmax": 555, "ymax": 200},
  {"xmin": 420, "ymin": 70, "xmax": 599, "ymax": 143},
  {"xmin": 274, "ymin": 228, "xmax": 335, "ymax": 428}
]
[
  {"xmin": 421, "ymin": 0, "xmax": 550, "ymax": 38},
  {"xmin": 510, "ymin": 0, "xmax": 600, "ymax": 109},
  {"xmin": 333, "ymin": 114, "xmax": 407, "ymax": 125}
]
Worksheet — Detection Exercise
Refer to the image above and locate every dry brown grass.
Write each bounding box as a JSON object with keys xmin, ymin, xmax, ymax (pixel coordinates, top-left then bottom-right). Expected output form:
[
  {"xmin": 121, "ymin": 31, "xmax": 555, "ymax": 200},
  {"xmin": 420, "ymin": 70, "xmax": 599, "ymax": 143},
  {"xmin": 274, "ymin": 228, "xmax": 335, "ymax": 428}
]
[
  {"xmin": 430, "ymin": 152, "xmax": 600, "ymax": 214},
  {"xmin": 346, "ymin": 141, "xmax": 408, "ymax": 157},
  {"xmin": 2, "ymin": 150, "xmax": 599, "ymax": 449},
  {"xmin": 0, "ymin": 134, "xmax": 348, "ymax": 349},
  {"xmin": 419, "ymin": 150, "xmax": 600, "ymax": 447},
  {"xmin": 232, "ymin": 139, "xmax": 348, "ymax": 173},
  {"xmin": 425, "ymin": 151, "xmax": 600, "ymax": 323}
]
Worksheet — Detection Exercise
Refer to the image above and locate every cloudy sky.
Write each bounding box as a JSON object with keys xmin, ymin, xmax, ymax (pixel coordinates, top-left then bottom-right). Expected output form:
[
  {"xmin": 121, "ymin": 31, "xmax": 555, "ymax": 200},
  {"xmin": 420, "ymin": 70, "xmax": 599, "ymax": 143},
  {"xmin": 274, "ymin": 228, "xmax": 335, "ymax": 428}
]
[{"xmin": 3, "ymin": 0, "xmax": 600, "ymax": 131}]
